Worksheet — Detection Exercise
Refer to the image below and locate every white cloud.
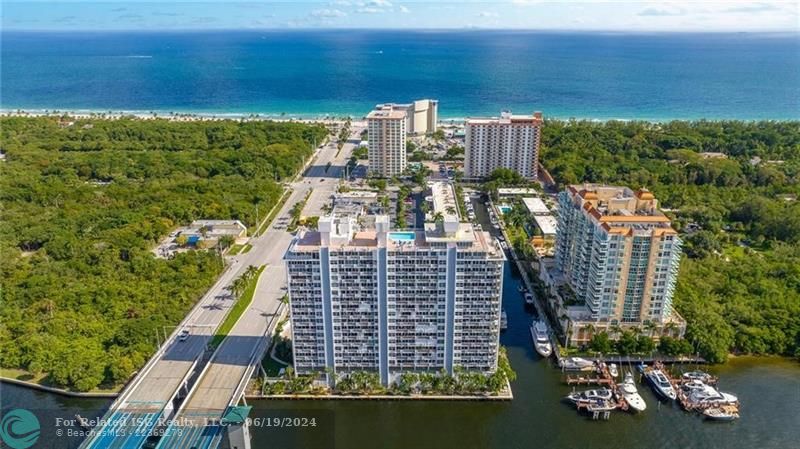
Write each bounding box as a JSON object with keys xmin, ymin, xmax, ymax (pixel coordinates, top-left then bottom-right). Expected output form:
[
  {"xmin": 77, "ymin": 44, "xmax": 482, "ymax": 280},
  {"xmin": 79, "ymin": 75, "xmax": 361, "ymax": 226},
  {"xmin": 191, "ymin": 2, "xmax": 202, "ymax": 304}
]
[
  {"xmin": 638, "ymin": 6, "xmax": 686, "ymax": 17},
  {"xmin": 310, "ymin": 8, "xmax": 347, "ymax": 18},
  {"xmin": 356, "ymin": 7, "xmax": 382, "ymax": 14},
  {"xmin": 479, "ymin": 11, "xmax": 499, "ymax": 18},
  {"xmin": 399, "ymin": 5, "xmax": 410, "ymax": 14},
  {"xmin": 723, "ymin": 2, "xmax": 782, "ymax": 13},
  {"xmin": 367, "ymin": 0, "xmax": 393, "ymax": 6}
]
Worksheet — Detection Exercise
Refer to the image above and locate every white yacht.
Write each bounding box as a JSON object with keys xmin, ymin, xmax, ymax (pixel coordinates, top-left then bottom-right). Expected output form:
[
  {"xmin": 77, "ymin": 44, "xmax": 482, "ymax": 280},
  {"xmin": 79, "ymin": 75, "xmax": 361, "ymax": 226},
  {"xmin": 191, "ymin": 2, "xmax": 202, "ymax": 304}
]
[
  {"xmin": 500, "ymin": 311, "xmax": 508, "ymax": 330},
  {"xmin": 645, "ymin": 369, "xmax": 677, "ymax": 401},
  {"xmin": 566, "ymin": 388, "xmax": 613, "ymax": 404},
  {"xmin": 608, "ymin": 363, "xmax": 619, "ymax": 378},
  {"xmin": 703, "ymin": 406, "xmax": 740, "ymax": 421},
  {"xmin": 619, "ymin": 372, "xmax": 647, "ymax": 412},
  {"xmin": 685, "ymin": 382, "xmax": 738, "ymax": 406},
  {"xmin": 530, "ymin": 320, "xmax": 552, "ymax": 358},
  {"xmin": 560, "ymin": 357, "xmax": 595, "ymax": 371},
  {"xmin": 682, "ymin": 370, "xmax": 716, "ymax": 384},
  {"xmin": 524, "ymin": 292, "xmax": 534, "ymax": 305}
]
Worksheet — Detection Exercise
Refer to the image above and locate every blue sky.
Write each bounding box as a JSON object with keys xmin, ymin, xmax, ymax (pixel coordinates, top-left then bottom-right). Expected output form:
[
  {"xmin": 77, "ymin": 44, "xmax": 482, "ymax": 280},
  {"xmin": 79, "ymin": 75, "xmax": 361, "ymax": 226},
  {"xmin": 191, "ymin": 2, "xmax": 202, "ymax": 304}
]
[{"xmin": 2, "ymin": 1, "xmax": 798, "ymax": 32}]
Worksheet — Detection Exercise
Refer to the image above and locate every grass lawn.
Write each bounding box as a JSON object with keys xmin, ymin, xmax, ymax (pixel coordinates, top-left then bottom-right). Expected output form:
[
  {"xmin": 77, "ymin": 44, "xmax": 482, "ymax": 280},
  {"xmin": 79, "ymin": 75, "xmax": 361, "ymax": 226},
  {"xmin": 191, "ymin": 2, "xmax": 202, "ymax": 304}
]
[
  {"xmin": 255, "ymin": 188, "xmax": 292, "ymax": 236},
  {"xmin": 210, "ymin": 265, "xmax": 266, "ymax": 348},
  {"xmin": 240, "ymin": 244, "xmax": 253, "ymax": 254},
  {"xmin": 262, "ymin": 354, "xmax": 288, "ymax": 377},
  {"xmin": 228, "ymin": 244, "xmax": 245, "ymax": 255}
]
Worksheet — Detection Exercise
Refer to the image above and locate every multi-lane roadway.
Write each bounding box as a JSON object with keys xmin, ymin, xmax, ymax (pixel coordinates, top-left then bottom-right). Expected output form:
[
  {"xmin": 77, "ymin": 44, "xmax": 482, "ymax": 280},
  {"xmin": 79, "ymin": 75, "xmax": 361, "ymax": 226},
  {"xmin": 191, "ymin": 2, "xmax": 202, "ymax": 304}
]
[{"xmin": 83, "ymin": 123, "xmax": 364, "ymax": 449}]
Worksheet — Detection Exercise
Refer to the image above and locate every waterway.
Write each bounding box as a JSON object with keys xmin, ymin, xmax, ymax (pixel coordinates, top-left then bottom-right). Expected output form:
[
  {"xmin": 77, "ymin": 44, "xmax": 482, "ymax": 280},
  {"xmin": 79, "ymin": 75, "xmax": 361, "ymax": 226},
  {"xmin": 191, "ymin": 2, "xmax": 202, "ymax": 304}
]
[{"xmin": 2, "ymin": 202, "xmax": 799, "ymax": 449}]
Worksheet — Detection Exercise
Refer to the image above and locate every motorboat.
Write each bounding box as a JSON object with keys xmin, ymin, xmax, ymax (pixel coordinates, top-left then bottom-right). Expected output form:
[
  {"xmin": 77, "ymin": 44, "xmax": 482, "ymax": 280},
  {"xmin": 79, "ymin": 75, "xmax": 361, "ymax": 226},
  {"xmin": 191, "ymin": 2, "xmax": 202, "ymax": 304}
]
[
  {"xmin": 703, "ymin": 406, "xmax": 740, "ymax": 421},
  {"xmin": 518, "ymin": 285, "xmax": 526, "ymax": 293},
  {"xmin": 682, "ymin": 370, "xmax": 716, "ymax": 384},
  {"xmin": 609, "ymin": 363, "xmax": 619, "ymax": 378},
  {"xmin": 686, "ymin": 383, "xmax": 738, "ymax": 406},
  {"xmin": 645, "ymin": 369, "xmax": 677, "ymax": 401},
  {"xmin": 500, "ymin": 311, "xmax": 508, "ymax": 330},
  {"xmin": 618, "ymin": 372, "xmax": 647, "ymax": 412},
  {"xmin": 560, "ymin": 357, "xmax": 595, "ymax": 371},
  {"xmin": 566, "ymin": 388, "xmax": 613, "ymax": 404},
  {"xmin": 531, "ymin": 320, "xmax": 552, "ymax": 357},
  {"xmin": 524, "ymin": 293, "xmax": 534, "ymax": 305}
]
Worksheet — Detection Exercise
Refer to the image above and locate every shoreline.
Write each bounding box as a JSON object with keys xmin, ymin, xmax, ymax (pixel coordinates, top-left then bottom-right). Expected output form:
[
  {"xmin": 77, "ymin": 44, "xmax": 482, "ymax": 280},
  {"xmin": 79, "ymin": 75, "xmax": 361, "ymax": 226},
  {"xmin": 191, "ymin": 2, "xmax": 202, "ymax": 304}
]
[
  {"xmin": 0, "ymin": 376, "xmax": 120, "ymax": 398},
  {"xmin": 2, "ymin": 108, "xmax": 796, "ymax": 124}
]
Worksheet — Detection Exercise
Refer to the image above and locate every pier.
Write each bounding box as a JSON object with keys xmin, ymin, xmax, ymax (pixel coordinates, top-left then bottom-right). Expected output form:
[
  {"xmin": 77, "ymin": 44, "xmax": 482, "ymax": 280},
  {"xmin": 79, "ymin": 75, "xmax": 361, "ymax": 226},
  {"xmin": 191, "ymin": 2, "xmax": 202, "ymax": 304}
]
[{"xmin": 564, "ymin": 361, "xmax": 630, "ymax": 420}]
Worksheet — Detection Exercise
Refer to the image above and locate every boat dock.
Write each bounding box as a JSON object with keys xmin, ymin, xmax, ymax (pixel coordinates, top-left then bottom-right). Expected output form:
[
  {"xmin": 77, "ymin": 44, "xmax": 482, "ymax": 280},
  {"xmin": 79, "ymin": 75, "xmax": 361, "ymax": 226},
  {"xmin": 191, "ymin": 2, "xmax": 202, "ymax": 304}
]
[
  {"xmin": 645, "ymin": 361, "xmax": 740, "ymax": 419},
  {"xmin": 565, "ymin": 362, "xmax": 630, "ymax": 420}
]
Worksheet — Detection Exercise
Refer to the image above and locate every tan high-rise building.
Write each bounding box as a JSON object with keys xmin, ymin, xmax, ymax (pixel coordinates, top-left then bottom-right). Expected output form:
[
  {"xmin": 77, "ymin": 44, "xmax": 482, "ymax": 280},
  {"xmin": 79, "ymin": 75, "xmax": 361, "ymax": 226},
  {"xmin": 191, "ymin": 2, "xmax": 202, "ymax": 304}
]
[
  {"xmin": 373, "ymin": 99, "xmax": 438, "ymax": 135},
  {"xmin": 554, "ymin": 185, "xmax": 682, "ymax": 325},
  {"xmin": 367, "ymin": 106, "xmax": 407, "ymax": 177},
  {"xmin": 464, "ymin": 111, "xmax": 542, "ymax": 180}
]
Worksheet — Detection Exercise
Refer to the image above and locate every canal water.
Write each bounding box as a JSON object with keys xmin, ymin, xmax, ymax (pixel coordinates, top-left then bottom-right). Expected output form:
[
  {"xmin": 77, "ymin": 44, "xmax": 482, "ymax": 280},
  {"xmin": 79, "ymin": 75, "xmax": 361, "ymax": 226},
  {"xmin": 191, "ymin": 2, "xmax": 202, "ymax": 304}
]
[
  {"xmin": 4, "ymin": 260, "xmax": 800, "ymax": 449},
  {"xmin": 2, "ymin": 199, "xmax": 799, "ymax": 448}
]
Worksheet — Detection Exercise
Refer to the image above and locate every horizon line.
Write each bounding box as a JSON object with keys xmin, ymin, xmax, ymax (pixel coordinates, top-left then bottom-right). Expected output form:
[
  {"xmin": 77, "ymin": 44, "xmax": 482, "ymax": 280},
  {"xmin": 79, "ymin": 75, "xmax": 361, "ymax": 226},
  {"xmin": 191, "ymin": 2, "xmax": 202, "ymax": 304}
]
[{"xmin": 3, "ymin": 27, "xmax": 799, "ymax": 34}]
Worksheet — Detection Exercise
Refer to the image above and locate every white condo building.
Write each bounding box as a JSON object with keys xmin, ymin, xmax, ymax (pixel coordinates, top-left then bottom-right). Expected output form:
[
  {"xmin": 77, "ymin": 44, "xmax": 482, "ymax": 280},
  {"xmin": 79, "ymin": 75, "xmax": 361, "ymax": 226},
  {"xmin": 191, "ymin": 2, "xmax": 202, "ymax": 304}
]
[
  {"xmin": 554, "ymin": 185, "xmax": 682, "ymax": 325},
  {"xmin": 374, "ymin": 99, "xmax": 438, "ymax": 135},
  {"xmin": 367, "ymin": 106, "xmax": 407, "ymax": 177},
  {"xmin": 464, "ymin": 111, "xmax": 543, "ymax": 180},
  {"xmin": 285, "ymin": 182, "xmax": 505, "ymax": 386}
]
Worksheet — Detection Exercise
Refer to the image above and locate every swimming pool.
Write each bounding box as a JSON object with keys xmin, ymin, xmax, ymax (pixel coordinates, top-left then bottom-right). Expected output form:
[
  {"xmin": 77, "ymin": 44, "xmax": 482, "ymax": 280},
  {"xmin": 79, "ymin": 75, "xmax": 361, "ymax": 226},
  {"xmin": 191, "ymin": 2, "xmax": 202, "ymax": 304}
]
[
  {"xmin": 389, "ymin": 232, "xmax": 416, "ymax": 241},
  {"xmin": 499, "ymin": 205, "xmax": 512, "ymax": 214}
]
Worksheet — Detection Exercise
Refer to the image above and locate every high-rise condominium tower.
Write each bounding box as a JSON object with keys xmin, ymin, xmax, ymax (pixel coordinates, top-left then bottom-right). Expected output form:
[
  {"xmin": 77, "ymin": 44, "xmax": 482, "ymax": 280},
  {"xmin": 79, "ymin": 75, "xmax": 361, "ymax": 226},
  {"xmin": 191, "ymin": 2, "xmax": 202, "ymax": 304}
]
[
  {"xmin": 285, "ymin": 182, "xmax": 505, "ymax": 386},
  {"xmin": 464, "ymin": 110, "xmax": 542, "ymax": 180}
]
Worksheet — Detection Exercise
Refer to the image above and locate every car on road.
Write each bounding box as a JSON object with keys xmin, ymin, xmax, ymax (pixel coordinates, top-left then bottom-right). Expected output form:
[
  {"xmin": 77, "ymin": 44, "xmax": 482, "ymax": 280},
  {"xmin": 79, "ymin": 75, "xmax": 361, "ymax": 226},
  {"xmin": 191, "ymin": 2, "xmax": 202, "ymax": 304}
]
[{"xmin": 178, "ymin": 329, "xmax": 190, "ymax": 342}]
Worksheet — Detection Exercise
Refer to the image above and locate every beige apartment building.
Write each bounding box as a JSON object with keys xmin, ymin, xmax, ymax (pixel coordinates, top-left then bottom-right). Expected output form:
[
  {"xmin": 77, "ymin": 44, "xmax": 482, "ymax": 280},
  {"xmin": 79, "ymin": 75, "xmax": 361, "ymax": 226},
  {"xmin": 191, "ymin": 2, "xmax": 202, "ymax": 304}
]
[
  {"xmin": 464, "ymin": 111, "xmax": 543, "ymax": 180},
  {"xmin": 551, "ymin": 184, "xmax": 685, "ymax": 345},
  {"xmin": 367, "ymin": 106, "xmax": 407, "ymax": 177}
]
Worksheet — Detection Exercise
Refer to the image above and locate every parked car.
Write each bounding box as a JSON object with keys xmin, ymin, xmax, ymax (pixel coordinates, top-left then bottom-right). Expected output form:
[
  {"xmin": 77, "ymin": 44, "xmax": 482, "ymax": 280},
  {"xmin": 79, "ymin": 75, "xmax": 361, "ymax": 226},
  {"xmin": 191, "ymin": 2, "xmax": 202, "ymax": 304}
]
[{"xmin": 178, "ymin": 329, "xmax": 190, "ymax": 342}]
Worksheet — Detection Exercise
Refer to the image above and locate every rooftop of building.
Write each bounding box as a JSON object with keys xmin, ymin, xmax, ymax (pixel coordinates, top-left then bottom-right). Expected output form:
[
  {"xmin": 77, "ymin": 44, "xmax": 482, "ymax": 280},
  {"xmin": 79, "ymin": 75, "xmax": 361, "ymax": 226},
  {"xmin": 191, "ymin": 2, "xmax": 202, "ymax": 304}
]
[
  {"xmin": 428, "ymin": 181, "xmax": 460, "ymax": 220},
  {"xmin": 367, "ymin": 107, "xmax": 407, "ymax": 120},
  {"xmin": 566, "ymin": 184, "xmax": 676, "ymax": 235},
  {"xmin": 533, "ymin": 214, "xmax": 558, "ymax": 235},
  {"xmin": 190, "ymin": 219, "xmax": 246, "ymax": 229},
  {"xmin": 522, "ymin": 197, "xmax": 550, "ymax": 215},
  {"xmin": 498, "ymin": 188, "xmax": 539, "ymax": 196},
  {"xmin": 289, "ymin": 221, "xmax": 503, "ymax": 257},
  {"xmin": 466, "ymin": 110, "xmax": 543, "ymax": 125}
]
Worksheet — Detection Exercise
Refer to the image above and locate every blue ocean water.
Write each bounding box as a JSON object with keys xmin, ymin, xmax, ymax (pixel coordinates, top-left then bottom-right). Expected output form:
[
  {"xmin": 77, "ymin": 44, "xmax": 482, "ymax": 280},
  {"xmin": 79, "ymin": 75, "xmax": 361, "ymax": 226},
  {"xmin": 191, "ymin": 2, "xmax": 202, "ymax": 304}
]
[{"xmin": 1, "ymin": 30, "xmax": 798, "ymax": 120}]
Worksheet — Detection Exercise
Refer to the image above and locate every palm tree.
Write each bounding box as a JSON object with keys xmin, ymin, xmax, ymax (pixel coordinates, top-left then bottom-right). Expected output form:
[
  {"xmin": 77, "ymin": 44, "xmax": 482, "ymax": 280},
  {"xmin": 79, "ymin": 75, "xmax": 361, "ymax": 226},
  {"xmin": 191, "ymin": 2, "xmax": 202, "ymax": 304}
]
[
  {"xmin": 580, "ymin": 323, "xmax": 595, "ymax": 342},
  {"xmin": 217, "ymin": 235, "xmax": 235, "ymax": 252},
  {"xmin": 664, "ymin": 321, "xmax": 679, "ymax": 338},
  {"xmin": 433, "ymin": 212, "xmax": 444, "ymax": 225},
  {"xmin": 244, "ymin": 264, "xmax": 260, "ymax": 281},
  {"xmin": 643, "ymin": 320, "xmax": 658, "ymax": 339},
  {"xmin": 609, "ymin": 324, "xmax": 623, "ymax": 340},
  {"xmin": 230, "ymin": 276, "xmax": 248, "ymax": 299}
]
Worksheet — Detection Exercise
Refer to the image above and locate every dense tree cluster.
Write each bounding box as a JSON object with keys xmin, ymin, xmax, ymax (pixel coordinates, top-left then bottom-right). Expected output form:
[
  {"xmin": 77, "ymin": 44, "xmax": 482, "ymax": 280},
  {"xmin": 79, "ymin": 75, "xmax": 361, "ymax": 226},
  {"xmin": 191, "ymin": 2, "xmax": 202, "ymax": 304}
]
[
  {"xmin": 541, "ymin": 119, "xmax": 800, "ymax": 362},
  {"xmin": 0, "ymin": 116, "xmax": 327, "ymax": 391}
]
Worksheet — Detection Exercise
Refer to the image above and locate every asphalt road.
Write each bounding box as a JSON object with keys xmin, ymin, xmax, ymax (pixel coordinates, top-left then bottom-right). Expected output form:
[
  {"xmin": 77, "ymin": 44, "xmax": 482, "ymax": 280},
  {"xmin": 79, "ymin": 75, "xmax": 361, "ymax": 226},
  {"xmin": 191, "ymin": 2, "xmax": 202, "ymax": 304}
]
[
  {"xmin": 163, "ymin": 126, "xmax": 364, "ymax": 430},
  {"xmin": 87, "ymin": 126, "xmax": 362, "ymax": 449}
]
